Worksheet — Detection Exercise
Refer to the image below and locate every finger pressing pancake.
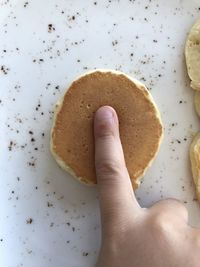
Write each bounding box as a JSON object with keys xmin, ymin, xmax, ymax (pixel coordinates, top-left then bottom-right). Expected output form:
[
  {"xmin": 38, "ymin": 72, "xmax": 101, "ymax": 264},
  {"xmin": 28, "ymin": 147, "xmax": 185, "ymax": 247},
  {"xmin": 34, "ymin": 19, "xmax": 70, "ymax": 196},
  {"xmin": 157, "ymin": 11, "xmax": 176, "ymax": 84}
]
[
  {"xmin": 50, "ymin": 70, "xmax": 163, "ymax": 188},
  {"xmin": 185, "ymin": 18, "xmax": 200, "ymax": 91},
  {"xmin": 190, "ymin": 132, "xmax": 200, "ymax": 202}
]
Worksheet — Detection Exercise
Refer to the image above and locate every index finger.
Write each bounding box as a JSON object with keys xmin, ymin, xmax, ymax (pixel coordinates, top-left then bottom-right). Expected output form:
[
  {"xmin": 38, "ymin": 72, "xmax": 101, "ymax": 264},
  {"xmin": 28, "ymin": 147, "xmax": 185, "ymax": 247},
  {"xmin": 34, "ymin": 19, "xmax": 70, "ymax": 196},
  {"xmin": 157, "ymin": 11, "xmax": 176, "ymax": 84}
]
[{"xmin": 94, "ymin": 106, "xmax": 140, "ymax": 229}]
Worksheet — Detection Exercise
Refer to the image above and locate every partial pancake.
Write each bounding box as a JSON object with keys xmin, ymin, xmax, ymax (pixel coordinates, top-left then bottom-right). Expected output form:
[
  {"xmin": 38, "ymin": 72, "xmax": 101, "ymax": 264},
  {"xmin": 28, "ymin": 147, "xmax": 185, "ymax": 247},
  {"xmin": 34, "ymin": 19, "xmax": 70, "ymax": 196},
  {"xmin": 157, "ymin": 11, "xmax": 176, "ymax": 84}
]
[
  {"xmin": 50, "ymin": 70, "xmax": 163, "ymax": 189},
  {"xmin": 185, "ymin": 19, "xmax": 200, "ymax": 91},
  {"xmin": 190, "ymin": 132, "xmax": 200, "ymax": 201},
  {"xmin": 194, "ymin": 91, "xmax": 200, "ymax": 117}
]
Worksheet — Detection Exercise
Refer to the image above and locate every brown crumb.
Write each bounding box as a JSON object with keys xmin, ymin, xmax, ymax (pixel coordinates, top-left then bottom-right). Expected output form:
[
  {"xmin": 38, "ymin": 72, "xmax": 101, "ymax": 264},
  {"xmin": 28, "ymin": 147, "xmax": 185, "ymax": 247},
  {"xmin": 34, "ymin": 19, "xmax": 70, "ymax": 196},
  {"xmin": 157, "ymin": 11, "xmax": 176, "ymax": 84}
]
[
  {"xmin": 24, "ymin": 2, "xmax": 29, "ymax": 7},
  {"xmin": 83, "ymin": 252, "xmax": 89, "ymax": 256},
  {"xmin": 26, "ymin": 218, "xmax": 33, "ymax": 224},
  {"xmin": 48, "ymin": 24, "xmax": 55, "ymax": 33},
  {"xmin": 47, "ymin": 202, "xmax": 53, "ymax": 207},
  {"xmin": 1, "ymin": 65, "xmax": 9, "ymax": 75},
  {"xmin": 112, "ymin": 40, "xmax": 118, "ymax": 46}
]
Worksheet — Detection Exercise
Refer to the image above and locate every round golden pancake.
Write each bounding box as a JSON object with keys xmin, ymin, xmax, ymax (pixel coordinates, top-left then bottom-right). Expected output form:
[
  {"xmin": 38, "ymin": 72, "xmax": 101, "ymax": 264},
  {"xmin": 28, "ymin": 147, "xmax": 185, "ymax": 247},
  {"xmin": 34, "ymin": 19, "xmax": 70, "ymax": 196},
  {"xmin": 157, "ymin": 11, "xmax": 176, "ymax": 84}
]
[{"xmin": 50, "ymin": 70, "xmax": 163, "ymax": 188}]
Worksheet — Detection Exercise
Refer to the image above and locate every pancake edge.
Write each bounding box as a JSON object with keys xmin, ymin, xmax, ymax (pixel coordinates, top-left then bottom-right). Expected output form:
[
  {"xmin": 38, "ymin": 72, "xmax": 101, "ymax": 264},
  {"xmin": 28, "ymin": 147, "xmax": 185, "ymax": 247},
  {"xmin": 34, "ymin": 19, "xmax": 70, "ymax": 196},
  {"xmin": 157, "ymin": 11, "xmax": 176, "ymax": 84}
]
[
  {"xmin": 185, "ymin": 19, "xmax": 200, "ymax": 91},
  {"xmin": 50, "ymin": 69, "xmax": 164, "ymax": 189},
  {"xmin": 190, "ymin": 132, "xmax": 200, "ymax": 202}
]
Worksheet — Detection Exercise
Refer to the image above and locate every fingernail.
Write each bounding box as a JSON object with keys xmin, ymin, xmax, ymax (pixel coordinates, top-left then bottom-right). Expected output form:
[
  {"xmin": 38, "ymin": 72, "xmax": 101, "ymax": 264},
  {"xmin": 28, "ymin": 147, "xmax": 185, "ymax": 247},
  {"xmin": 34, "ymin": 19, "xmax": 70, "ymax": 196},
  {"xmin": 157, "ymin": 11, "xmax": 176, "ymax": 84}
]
[
  {"xmin": 94, "ymin": 106, "xmax": 118, "ymax": 138},
  {"xmin": 95, "ymin": 106, "xmax": 114, "ymax": 121}
]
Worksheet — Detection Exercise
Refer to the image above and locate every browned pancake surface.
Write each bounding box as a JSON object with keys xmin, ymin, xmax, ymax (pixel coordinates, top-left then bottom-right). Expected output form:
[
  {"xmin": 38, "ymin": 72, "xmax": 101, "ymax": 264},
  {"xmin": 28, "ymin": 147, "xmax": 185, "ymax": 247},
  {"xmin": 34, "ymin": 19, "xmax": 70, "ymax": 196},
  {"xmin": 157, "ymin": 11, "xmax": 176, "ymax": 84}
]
[{"xmin": 51, "ymin": 70, "xmax": 163, "ymax": 187}]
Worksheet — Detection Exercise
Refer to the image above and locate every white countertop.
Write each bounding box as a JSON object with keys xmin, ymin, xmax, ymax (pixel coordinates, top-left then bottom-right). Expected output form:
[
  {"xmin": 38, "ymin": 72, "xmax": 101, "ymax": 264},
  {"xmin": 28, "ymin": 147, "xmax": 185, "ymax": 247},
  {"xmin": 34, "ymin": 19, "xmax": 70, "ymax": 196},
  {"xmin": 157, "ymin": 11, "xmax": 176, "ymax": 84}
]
[{"xmin": 1, "ymin": 0, "xmax": 200, "ymax": 266}]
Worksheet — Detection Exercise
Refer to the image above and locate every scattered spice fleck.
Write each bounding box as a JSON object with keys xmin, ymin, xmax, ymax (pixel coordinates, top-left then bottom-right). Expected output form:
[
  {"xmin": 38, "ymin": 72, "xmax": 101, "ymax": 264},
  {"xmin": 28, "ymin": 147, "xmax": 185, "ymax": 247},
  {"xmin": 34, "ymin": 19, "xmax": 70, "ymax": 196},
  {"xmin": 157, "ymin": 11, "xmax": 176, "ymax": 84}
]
[
  {"xmin": 28, "ymin": 162, "xmax": 35, "ymax": 167},
  {"xmin": 8, "ymin": 141, "xmax": 16, "ymax": 151},
  {"xmin": 1, "ymin": 65, "xmax": 9, "ymax": 75},
  {"xmin": 48, "ymin": 24, "xmax": 55, "ymax": 33},
  {"xmin": 24, "ymin": 2, "xmax": 28, "ymax": 7},
  {"xmin": 83, "ymin": 252, "xmax": 89, "ymax": 256},
  {"xmin": 112, "ymin": 40, "xmax": 118, "ymax": 46},
  {"xmin": 47, "ymin": 202, "xmax": 53, "ymax": 207},
  {"xmin": 26, "ymin": 218, "xmax": 33, "ymax": 224}
]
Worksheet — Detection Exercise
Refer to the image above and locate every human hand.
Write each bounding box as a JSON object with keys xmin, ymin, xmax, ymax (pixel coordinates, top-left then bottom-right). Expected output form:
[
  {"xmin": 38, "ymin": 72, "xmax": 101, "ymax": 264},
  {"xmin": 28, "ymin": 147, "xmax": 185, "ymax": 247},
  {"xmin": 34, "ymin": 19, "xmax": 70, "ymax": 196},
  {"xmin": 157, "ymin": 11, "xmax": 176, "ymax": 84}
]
[{"xmin": 94, "ymin": 106, "xmax": 200, "ymax": 267}]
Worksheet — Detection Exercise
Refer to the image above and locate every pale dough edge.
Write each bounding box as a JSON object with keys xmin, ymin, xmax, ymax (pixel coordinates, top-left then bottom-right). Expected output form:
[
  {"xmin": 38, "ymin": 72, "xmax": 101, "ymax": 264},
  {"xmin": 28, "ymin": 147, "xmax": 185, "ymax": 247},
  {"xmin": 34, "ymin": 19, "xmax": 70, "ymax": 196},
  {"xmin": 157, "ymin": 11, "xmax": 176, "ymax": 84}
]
[
  {"xmin": 194, "ymin": 91, "xmax": 200, "ymax": 117},
  {"xmin": 50, "ymin": 69, "xmax": 164, "ymax": 189},
  {"xmin": 185, "ymin": 19, "xmax": 200, "ymax": 91},
  {"xmin": 190, "ymin": 132, "xmax": 200, "ymax": 202}
]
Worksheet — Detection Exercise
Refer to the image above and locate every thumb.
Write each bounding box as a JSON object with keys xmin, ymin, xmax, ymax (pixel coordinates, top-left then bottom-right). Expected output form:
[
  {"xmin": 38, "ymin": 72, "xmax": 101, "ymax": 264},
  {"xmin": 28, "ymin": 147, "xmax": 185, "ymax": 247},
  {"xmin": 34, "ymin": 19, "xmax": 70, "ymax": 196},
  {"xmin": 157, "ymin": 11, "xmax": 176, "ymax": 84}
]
[{"xmin": 94, "ymin": 106, "xmax": 140, "ymax": 231}]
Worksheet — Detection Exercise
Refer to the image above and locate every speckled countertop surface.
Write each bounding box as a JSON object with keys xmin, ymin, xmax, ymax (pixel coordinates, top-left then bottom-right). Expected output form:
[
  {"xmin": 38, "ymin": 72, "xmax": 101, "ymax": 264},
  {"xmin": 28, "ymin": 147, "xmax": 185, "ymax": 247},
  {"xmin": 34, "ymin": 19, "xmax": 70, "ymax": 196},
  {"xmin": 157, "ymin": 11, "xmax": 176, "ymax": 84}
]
[{"xmin": 0, "ymin": 0, "xmax": 200, "ymax": 266}]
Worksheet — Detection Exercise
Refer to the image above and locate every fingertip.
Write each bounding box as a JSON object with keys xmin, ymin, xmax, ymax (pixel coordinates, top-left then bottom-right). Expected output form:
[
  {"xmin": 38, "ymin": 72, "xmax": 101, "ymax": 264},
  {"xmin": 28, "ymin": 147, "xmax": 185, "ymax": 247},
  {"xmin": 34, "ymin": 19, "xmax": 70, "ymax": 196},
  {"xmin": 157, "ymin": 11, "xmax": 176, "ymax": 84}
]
[
  {"xmin": 94, "ymin": 106, "xmax": 118, "ymax": 138},
  {"xmin": 93, "ymin": 106, "xmax": 140, "ymax": 223},
  {"xmin": 95, "ymin": 106, "xmax": 117, "ymax": 122}
]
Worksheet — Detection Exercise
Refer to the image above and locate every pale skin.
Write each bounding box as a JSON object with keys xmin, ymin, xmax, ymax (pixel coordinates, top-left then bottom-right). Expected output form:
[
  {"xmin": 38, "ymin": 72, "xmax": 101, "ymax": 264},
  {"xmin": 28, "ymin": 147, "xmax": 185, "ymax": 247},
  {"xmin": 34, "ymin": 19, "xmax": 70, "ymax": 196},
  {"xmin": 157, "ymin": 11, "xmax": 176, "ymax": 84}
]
[{"xmin": 94, "ymin": 106, "xmax": 200, "ymax": 267}]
